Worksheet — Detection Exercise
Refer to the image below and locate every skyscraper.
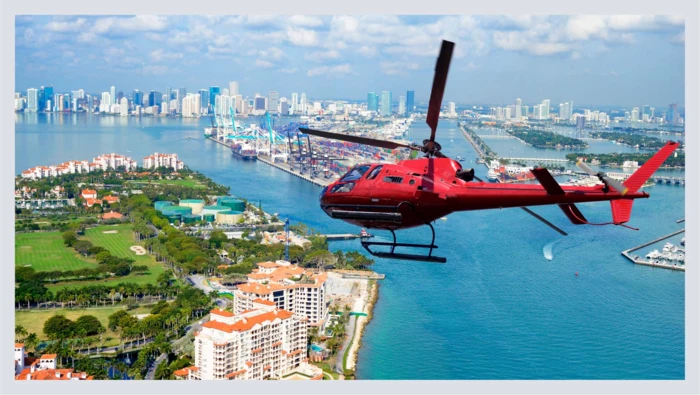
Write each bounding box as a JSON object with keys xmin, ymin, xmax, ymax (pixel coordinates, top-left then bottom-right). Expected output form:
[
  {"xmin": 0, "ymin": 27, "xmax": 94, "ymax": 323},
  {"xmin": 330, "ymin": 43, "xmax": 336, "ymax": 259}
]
[
  {"xmin": 255, "ymin": 96, "xmax": 266, "ymax": 111},
  {"xmin": 43, "ymin": 86, "xmax": 54, "ymax": 111},
  {"xmin": 380, "ymin": 91, "xmax": 392, "ymax": 116},
  {"xmin": 133, "ymin": 90, "xmax": 143, "ymax": 106},
  {"xmin": 199, "ymin": 89, "xmax": 209, "ymax": 113},
  {"xmin": 149, "ymin": 90, "xmax": 162, "ymax": 107},
  {"xmin": 27, "ymin": 88, "xmax": 38, "ymax": 112},
  {"xmin": 631, "ymin": 107, "xmax": 640, "ymax": 123},
  {"xmin": 406, "ymin": 90, "xmax": 415, "ymax": 114},
  {"xmin": 367, "ymin": 92, "xmax": 378, "ymax": 112},
  {"xmin": 165, "ymin": 87, "xmax": 172, "ymax": 101},
  {"xmin": 399, "ymin": 96, "xmax": 406, "ymax": 116},
  {"xmin": 541, "ymin": 99, "xmax": 550, "ymax": 119},
  {"xmin": 110, "ymin": 86, "xmax": 116, "ymax": 105},
  {"xmin": 642, "ymin": 105, "xmax": 651, "ymax": 117},
  {"xmin": 515, "ymin": 98, "xmax": 522, "ymax": 119},
  {"xmin": 449, "ymin": 102, "xmax": 456, "ymax": 117},
  {"xmin": 100, "ymin": 92, "xmax": 111, "ymax": 113},
  {"xmin": 291, "ymin": 92, "xmax": 298, "ymax": 115},
  {"xmin": 229, "ymin": 81, "xmax": 239, "ymax": 97},
  {"xmin": 209, "ymin": 86, "xmax": 220, "ymax": 112},
  {"xmin": 120, "ymin": 97, "xmax": 129, "ymax": 116},
  {"xmin": 300, "ymin": 93, "xmax": 307, "ymax": 115},
  {"xmin": 194, "ymin": 93, "xmax": 201, "ymax": 116},
  {"xmin": 268, "ymin": 91, "xmax": 279, "ymax": 114}
]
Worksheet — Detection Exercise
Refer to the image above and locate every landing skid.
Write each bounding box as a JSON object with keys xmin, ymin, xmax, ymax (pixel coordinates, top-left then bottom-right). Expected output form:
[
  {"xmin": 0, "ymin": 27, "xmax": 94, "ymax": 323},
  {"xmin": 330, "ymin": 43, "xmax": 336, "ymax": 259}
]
[{"xmin": 361, "ymin": 223, "xmax": 447, "ymax": 263}]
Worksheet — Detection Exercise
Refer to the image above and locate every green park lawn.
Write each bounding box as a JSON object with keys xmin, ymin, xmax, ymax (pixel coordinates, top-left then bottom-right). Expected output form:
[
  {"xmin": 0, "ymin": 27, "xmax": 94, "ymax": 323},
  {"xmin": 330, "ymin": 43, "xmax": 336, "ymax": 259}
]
[
  {"xmin": 127, "ymin": 179, "xmax": 206, "ymax": 188},
  {"xmin": 15, "ymin": 305, "xmax": 153, "ymax": 347},
  {"xmin": 15, "ymin": 232, "xmax": 96, "ymax": 272}
]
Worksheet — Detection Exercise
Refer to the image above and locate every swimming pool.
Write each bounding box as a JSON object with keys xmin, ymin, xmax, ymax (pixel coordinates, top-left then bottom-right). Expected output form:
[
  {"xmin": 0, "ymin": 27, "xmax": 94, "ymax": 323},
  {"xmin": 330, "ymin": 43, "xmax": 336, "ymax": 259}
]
[{"xmin": 310, "ymin": 344, "xmax": 324, "ymax": 352}]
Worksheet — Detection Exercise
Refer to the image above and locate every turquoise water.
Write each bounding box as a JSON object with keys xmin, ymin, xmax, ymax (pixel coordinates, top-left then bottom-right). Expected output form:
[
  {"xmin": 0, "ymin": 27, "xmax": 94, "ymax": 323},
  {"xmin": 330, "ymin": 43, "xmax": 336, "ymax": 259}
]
[
  {"xmin": 311, "ymin": 344, "xmax": 324, "ymax": 352},
  {"xmin": 15, "ymin": 113, "xmax": 685, "ymax": 380}
]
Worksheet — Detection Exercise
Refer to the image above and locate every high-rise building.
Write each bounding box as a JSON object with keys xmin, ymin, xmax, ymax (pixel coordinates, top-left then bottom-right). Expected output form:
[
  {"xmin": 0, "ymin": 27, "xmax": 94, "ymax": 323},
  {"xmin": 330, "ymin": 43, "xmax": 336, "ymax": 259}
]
[
  {"xmin": 133, "ymin": 90, "xmax": 143, "ymax": 106},
  {"xmin": 380, "ymin": 91, "xmax": 392, "ymax": 116},
  {"xmin": 235, "ymin": 95, "xmax": 243, "ymax": 113},
  {"xmin": 268, "ymin": 91, "xmax": 279, "ymax": 114},
  {"xmin": 399, "ymin": 96, "xmax": 406, "ymax": 116},
  {"xmin": 291, "ymin": 92, "xmax": 298, "ymax": 115},
  {"xmin": 194, "ymin": 93, "xmax": 201, "ymax": 116},
  {"xmin": 149, "ymin": 91, "xmax": 162, "ymax": 107},
  {"xmin": 666, "ymin": 103, "xmax": 679, "ymax": 125},
  {"xmin": 522, "ymin": 105, "xmax": 529, "ymax": 118},
  {"xmin": 631, "ymin": 107, "xmax": 640, "ymax": 123},
  {"xmin": 209, "ymin": 86, "xmax": 220, "ymax": 111},
  {"xmin": 448, "ymin": 102, "xmax": 456, "ymax": 117},
  {"xmin": 650, "ymin": 107, "xmax": 655, "ymax": 119},
  {"xmin": 406, "ymin": 90, "xmax": 415, "ymax": 114},
  {"xmin": 280, "ymin": 98, "xmax": 289, "ymax": 116},
  {"xmin": 515, "ymin": 98, "xmax": 522, "ymax": 119},
  {"xmin": 100, "ymin": 92, "xmax": 111, "ymax": 113},
  {"xmin": 229, "ymin": 81, "xmax": 239, "ymax": 97},
  {"xmin": 165, "ymin": 87, "xmax": 172, "ymax": 101},
  {"xmin": 540, "ymin": 99, "xmax": 550, "ymax": 120},
  {"xmin": 198, "ymin": 89, "xmax": 209, "ymax": 114},
  {"xmin": 119, "ymin": 97, "xmax": 129, "ymax": 116},
  {"xmin": 27, "ymin": 88, "xmax": 38, "ymax": 112},
  {"xmin": 642, "ymin": 105, "xmax": 651, "ymax": 117},
  {"xmin": 300, "ymin": 93, "xmax": 307, "ymax": 115},
  {"xmin": 43, "ymin": 86, "xmax": 54, "ymax": 111},
  {"xmin": 255, "ymin": 96, "xmax": 266, "ymax": 111},
  {"xmin": 367, "ymin": 92, "xmax": 378, "ymax": 112},
  {"xmin": 109, "ymin": 86, "xmax": 116, "ymax": 105},
  {"xmin": 559, "ymin": 102, "xmax": 570, "ymax": 121}
]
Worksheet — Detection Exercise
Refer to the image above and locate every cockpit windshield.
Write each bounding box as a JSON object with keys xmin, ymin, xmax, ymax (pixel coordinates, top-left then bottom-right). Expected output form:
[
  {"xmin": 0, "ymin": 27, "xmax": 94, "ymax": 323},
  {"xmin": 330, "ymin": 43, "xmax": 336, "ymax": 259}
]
[{"xmin": 340, "ymin": 165, "xmax": 371, "ymax": 182}]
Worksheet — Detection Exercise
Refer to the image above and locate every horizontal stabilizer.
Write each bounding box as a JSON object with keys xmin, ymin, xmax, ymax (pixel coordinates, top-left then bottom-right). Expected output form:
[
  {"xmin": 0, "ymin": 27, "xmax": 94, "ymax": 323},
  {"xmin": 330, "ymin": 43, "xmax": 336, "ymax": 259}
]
[
  {"xmin": 531, "ymin": 168, "xmax": 564, "ymax": 195},
  {"xmin": 623, "ymin": 141, "xmax": 680, "ymax": 194},
  {"xmin": 558, "ymin": 203, "xmax": 587, "ymax": 225},
  {"xmin": 611, "ymin": 200, "xmax": 634, "ymax": 224}
]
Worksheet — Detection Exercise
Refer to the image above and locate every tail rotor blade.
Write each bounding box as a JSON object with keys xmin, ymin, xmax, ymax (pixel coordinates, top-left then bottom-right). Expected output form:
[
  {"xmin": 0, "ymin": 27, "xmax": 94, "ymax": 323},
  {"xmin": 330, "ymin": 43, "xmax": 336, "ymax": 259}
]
[
  {"xmin": 602, "ymin": 176, "xmax": 629, "ymax": 196},
  {"xmin": 426, "ymin": 40, "xmax": 455, "ymax": 143},
  {"xmin": 576, "ymin": 160, "xmax": 597, "ymax": 176}
]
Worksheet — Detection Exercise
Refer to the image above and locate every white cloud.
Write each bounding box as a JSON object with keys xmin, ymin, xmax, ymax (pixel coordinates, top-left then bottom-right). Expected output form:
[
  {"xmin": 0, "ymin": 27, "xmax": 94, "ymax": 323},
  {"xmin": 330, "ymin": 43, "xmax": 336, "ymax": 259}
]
[
  {"xmin": 104, "ymin": 47, "xmax": 125, "ymax": 57},
  {"xmin": 77, "ymin": 32, "xmax": 96, "ymax": 43},
  {"xmin": 32, "ymin": 52, "xmax": 48, "ymax": 59},
  {"xmin": 141, "ymin": 65, "xmax": 168, "ymax": 75},
  {"xmin": 150, "ymin": 49, "xmax": 183, "ymax": 62},
  {"xmin": 92, "ymin": 15, "xmax": 168, "ymax": 34},
  {"xmin": 290, "ymin": 15, "xmax": 323, "ymax": 27},
  {"xmin": 304, "ymin": 50, "xmax": 340, "ymax": 62},
  {"xmin": 278, "ymin": 68, "xmax": 298, "ymax": 74},
  {"xmin": 379, "ymin": 61, "xmax": 421, "ymax": 75},
  {"xmin": 570, "ymin": 51, "xmax": 581, "ymax": 60},
  {"xmin": 672, "ymin": 32, "xmax": 685, "ymax": 43},
  {"xmin": 287, "ymin": 27, "xmax": 318, "ymax": 46},
  {"xmin": 255, "ymin": 59, "xmax": 274, "ymax": 68},
  {"xmin": 258, "ymin": 47, "xmax": 285, "ymax": 60},
  {"xmin": 357, "ymin": 45, "xmax": 377, "ymax": 57},
  {"xmin": 23, "ymin": 28, "xmax": 34, "ymax": 41},
  {"xmin": 307, "ymin": 64, "xmax": 352, "ymax": 77},
  {"xmin": 169, "ymin": 22, "xmax": 214, "ymax": 44},
  {"xmin": 463, "ymin": 62, "xmax": 479, "ymax": 70},
  {"xmin": 62, "ymin": 50, "xmax": 75, "ymax": 58},
  {"xmin": 45, "ymin": 18, "xmax": 87, "ymax": 32}
]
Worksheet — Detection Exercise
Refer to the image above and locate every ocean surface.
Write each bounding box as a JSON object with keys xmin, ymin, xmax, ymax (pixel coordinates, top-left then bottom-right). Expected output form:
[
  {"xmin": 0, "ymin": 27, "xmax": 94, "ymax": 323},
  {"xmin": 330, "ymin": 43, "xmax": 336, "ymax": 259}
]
[{"xmin": 15, "ymin": 113, "xmax": 685, "ymax": 380}]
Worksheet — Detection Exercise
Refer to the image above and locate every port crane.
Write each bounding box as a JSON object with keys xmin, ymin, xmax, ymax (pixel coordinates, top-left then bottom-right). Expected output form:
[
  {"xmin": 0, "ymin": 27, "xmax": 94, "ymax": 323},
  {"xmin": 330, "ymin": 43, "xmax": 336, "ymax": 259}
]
[{"xmin": 300, "ymin": 40, "xmax": 680, "ymax": 263}]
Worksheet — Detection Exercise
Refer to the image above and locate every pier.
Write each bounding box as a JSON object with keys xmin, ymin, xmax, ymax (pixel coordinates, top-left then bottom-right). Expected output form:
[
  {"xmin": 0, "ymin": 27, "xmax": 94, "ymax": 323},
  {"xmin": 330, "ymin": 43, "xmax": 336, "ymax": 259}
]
[
  {"xmin": 621, "ymin": 229, "xmax": 685, "ymax": 272},
  {"xmin": 256, "ymin": 156, "xmax": 331, "ymax": 187},
  {"xmin": 500, "ymin": 157, "xmax": 569, "ymax": 163}
]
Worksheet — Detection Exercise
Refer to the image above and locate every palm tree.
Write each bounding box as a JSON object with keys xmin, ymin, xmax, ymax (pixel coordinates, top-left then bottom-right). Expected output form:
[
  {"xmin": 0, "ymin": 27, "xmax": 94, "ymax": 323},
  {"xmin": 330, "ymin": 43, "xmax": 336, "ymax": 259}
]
[
  {"xmin": 24, "ymin": 333, "xmax": 39, "ymax": 354},
  {"xmin": 15, "ymin": 325, "xmax": 28, "ymax": 342}
]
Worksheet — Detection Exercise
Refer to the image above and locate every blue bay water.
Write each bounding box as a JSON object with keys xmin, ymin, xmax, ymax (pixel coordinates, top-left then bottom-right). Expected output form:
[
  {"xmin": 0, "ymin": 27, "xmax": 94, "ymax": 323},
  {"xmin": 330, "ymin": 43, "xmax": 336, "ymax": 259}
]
[{"xmin": 15, "ymin": 113, "xmax": 685, "ymax": 380}]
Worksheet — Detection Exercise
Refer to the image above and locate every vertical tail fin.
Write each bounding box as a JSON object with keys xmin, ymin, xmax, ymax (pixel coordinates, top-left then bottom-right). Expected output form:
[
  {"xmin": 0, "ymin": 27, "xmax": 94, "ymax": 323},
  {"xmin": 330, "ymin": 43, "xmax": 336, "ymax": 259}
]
[
  {"xmin": 611, "ymin": 199, "xmax": 634, "ymax": 224},
  {"xmin": 623, "ymin": 141, "xmax": 680, "ymax": 194}
]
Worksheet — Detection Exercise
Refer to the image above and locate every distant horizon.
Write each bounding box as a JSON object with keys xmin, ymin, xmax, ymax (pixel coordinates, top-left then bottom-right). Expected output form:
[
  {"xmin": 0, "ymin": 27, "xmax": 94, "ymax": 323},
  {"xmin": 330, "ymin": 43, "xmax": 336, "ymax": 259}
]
[{"xmin": 15, "ymin": 15, "xmax": 685, "ymax": 107}]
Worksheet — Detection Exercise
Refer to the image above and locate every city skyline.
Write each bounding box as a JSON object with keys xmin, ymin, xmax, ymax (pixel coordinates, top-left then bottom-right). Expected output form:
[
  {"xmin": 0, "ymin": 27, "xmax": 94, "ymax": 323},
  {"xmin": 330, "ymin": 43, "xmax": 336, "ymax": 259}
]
[{"xmin": 15, "ymin": 15, "xmax": 685, "ymax": 107}]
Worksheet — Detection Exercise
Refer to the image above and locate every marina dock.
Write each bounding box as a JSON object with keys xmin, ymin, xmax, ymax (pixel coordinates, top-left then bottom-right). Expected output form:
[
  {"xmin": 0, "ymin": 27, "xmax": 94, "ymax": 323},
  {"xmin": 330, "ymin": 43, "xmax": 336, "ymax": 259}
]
[
  {"xmin": 621, "ymin": 229, "xmax": 685, "ymax": 271},
  {"xmin": 323, "ymin": 233, "xmax": 371, "ymax": 241}
]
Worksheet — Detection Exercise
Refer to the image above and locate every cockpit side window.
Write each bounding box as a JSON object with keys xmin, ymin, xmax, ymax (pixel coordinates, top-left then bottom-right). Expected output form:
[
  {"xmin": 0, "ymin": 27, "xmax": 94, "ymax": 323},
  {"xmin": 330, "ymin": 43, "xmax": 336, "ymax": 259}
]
[
  {"xmin": 366, "ymin": 165, "xmax": 383, "ymax": 180},
  {"xmin": 340, "ymin": 165, "xmax": 371, "ymax": 182}
]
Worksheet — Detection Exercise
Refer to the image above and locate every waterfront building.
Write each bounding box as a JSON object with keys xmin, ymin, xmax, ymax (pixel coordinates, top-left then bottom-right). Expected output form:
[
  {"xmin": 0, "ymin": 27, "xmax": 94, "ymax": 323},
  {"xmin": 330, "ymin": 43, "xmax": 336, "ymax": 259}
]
[
  {"xmin": 268, "ymin": 91, "xmax": 279, "ymax": 114},
  {"xmin": 291, "ymin": 92, "xmax": 298, "ymax": 115},
  {"xmin": 399, "ymin": 96, "xmax": 406, "ymax": 116},
  {"xmin": 255, "ymin": 96, "xmax": 266, "ymax": 112},
  {"xmin": 132, "ymin": 90, "xmax": 143, "ymax": 107},
  {"xmin": 666, "ymin": 103, "xmax": 679, "ymax": 125},
  {"xmin": 631, "ymin": 107, "xmax": 640, "ymax": 123},
  {"xmin": 381, "ymin": 91, "xmax": 392, "ymax": 116},
  {"xmin": 300, "ymin": 93, "xmax": 307, "ymax": 115},
  {"xmin": 209, "ymin": 86, "xmax": 220, "ymax": 111},
  {"xmin": 540, "ymin": 99, "xmax": 550, "ymax": 119},
  {"xmin": 280, "ymin": 99, "xmax": 289, "ymax": 116},
  {"xmin": 142, "ymin": 152, "xmax": 185, "ymax": 170},
  {"xmin": 14, "ymin": 347, "xmax": 93, "ymax": 381},
  {"xmin": 406, "ymin": 90, "xmax": 415, "ymax": 114},
  {"xmin": 229, "ymin": 81, "xmax": 239, "ymax": 97},
  {"xmin": 175, "ymin": 306, "xmax": 319, "ymax": 380},
  {"xmin": 100, "ymin": 92, "xmax": 111, "ymax": 113},
  {"xmin": 148, "ymin": 90, "xmax": 162, "ymax": 107},
  {"xmin": 120, "ymin": 97, "xmax": 128, "ymax": 116},
  {"xmin": 367, "ymin": 92, "xmax": 379, "ymax": 112},
  {"xmin": 515, "ymin": 98, "xmax": 522, "ymax": 119},
  {"xmin": 448, "ymin": 102, "xmax": 457, "ymax": 117},
  {"xmin": 234, "ymin": 260, "xmax": 328, "ymax": 327},
  {"xmin": 110, "ymin": 86, "xmax": 116, "ymax": 105},
  {"xmin": 199, "ymin": 89, "xmax": 209, "ymax": 114},
  {"xmin": 26, "ymin": 88, "xmax": 38, "ymax": 112}
]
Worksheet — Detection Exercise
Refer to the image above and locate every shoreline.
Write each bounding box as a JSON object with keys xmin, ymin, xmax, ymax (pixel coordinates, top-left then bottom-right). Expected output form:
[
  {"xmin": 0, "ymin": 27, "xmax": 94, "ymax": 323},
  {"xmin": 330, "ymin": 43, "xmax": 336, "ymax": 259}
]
[{"xmin": 345, "ymin": 279, "xmax": 379, "ymax": 377}]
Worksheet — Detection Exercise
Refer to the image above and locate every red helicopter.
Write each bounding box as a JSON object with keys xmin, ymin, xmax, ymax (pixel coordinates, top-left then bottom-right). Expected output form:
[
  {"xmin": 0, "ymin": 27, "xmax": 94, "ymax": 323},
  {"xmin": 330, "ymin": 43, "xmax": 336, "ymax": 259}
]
[{"xmin": 300, "ymin": 40, "xmax": 680, "ymax": 263}]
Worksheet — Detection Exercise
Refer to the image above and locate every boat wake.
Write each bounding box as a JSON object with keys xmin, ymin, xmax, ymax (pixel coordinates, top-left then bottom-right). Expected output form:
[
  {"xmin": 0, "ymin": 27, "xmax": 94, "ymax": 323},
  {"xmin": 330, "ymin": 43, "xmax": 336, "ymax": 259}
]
[{"xmin": 543, "ymin": 242, "xmax": 555, "ymax": 261}]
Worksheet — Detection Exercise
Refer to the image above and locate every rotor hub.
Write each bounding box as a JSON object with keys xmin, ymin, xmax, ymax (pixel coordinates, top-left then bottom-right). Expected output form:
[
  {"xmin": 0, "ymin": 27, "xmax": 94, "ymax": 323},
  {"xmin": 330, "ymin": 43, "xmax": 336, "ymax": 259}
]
[{"xmin": 421, "ymin": 139, "xmax": 442, "ymax": 156}]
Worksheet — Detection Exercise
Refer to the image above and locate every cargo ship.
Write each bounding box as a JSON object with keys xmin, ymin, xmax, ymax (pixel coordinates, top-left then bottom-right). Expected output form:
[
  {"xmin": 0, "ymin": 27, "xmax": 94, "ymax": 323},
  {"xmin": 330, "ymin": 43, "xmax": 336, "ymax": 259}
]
[{"xmin": 231, "ymin": 142, "xmax": 257, "ymax": 160}]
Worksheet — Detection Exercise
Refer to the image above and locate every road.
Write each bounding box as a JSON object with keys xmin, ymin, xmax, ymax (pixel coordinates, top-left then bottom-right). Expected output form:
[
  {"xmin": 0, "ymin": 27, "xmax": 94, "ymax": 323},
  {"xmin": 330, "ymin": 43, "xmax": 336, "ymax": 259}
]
[
  {"xmin": 188, "ymin": 274, "xmax": 229, "ymax": 309},
  {"xmin": 334, "ymin": 316, "xmax": 357, "ymax": 374},
  {"xmin": 145, "ymin": 353, "xmax": 167, "ymax": 380}
]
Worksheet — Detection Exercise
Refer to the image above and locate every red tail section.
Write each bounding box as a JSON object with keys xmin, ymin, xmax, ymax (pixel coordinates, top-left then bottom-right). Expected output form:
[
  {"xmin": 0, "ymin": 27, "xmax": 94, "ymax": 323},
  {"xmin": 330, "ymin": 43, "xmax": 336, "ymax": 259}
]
[
  {"xmin": 610, "ymin": 141, "xmax": 680, "ymax": 225},
  {"xmin": 623, "ymin": 141, "xmax": 680, "ymax": 194}
]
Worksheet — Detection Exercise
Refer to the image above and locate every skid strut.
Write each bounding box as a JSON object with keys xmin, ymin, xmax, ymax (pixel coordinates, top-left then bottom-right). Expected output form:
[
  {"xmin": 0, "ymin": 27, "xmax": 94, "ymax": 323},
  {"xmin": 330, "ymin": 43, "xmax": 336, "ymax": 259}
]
[{"xmin": 361, "ymin": 222, "xmax": 447, "ymax": 263}]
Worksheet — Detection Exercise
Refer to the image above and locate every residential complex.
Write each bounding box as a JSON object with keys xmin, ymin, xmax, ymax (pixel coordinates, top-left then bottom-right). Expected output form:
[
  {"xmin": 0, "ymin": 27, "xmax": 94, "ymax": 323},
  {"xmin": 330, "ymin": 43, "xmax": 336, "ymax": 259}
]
[
  {"xmin": 234, "ymin": 260, "xmax": 329, "ymax": 327},
  {"xmin": 142, "ymin": 152, "xmax": 185, "ymax": 170},
  {"xmin": 175, "ymin": 306, "xmax": 321, "ymax": 380},
  {"xmin": 14, "ymin": 344, "xmax": 92, "ymax": 381},
  {"xmin": 20, "ymin": 153, "xmax": 137, "ymax": 180}
]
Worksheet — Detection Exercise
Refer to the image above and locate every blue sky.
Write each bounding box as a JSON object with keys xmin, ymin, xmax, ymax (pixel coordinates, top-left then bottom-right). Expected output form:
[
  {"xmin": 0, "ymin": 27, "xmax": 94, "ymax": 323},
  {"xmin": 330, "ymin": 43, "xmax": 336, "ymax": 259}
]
[{"xmin": 15, "ymin": 15, "xmax": 685, "ymax": 107}]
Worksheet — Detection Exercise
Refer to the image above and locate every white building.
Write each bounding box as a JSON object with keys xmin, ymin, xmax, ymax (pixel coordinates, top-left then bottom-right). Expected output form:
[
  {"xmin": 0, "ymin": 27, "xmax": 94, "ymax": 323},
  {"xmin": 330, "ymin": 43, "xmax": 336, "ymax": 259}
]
[
  {"xmin": 229, "ymin": 81, "xmax": 239, "ymax": 97},
  {"xmin": 27, "ymin": 89, "xmax": 38, "ymax": 112},
  {"xmin": 120, "ymin": 97, "xmax": 129, "ymax": 116},
  {"xmin": 291, "ymin": 93, "xmax": 298, "ymax": 115},
  {"xmin": 515, "ymin": 98, "xmax": 521, "ymax": 119},
  {"xmin": 142, "ymin": 152, "xmax": 185, "ymax": 170},
  {"xmin": 234, "ymin": 261, "xmax": 328, "ymax": 327},
  {"xmin": 175, "ymin": 306, "xmax": 320, "ymax": 380},
  {"xmin": 19, "ymin": 153, "xmax": 136, "ymax": 180},
  {"xmin": 110, "ymin": 86, "xmax": 116, "ymax": 105},
  {"xmin": 100, "ymin": 92, "xmax": 111, "ymax": 113}
]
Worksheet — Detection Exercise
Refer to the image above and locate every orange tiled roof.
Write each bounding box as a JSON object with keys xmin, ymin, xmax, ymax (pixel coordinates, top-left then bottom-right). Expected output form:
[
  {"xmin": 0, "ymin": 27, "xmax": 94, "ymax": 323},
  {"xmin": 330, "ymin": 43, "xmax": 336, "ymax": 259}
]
[
  {"xmin": 15, "ymin": 343, "xmax": 24, "ymax": 348},
  {"xmin": 201, "ymin": 310, "xmax": 294, "ymax": 333},
  {"xmin": 102, "ymin": 211, "xmax": 123, "ymax": 219},
  {"xmin": 253, "ymin": 298, "xmax": 275, "ymax": 306},
  {"xmin": 173, "ymin": 368, "xmax": 190, "ymax": 377},
  {"xmin": 245, "ymin": 361, "xmax": 253, "ymax": 367},
  {"xmin": 40, "ymin": 354, "xmax": 57, "ymax": 360},
  {"xmin": 81, "ymin": 189, "xmax": 97, "ymax": 195},
  {"xmin": 226, "ymin": 369, "xmax": 246, "ymax": 378},
  {"xmin": 15, "ymin": 368, "xmax": 92, "ymax": 381},
  {"xmin": 211, "ymin": 308, "xmax": 234, "ymax": 317},
  {"xmin": 257, "ymin": 261, "xmax": 279, "ymax": 268},
  {"xmin": 252, "ymin": 348, "xmax": 263, "ymax": 354}
]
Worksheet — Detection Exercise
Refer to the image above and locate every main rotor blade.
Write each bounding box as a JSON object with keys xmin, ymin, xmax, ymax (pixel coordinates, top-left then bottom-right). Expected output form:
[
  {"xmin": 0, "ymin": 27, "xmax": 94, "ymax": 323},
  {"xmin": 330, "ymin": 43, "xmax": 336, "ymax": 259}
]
[
  {"xmin": 520, "ymin": 207, "xmax": 568, "ymax": 236},
  {"xmin": 576, "ymin": 160, "xmax": 598, "ymax": 177},
  {"xmin": 299, "ymin": 128, "xmax": 417, "ymax": 151},
  {"xmin": 426, "ymin": 40, "xmax": 455, "ymax": 143}
]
